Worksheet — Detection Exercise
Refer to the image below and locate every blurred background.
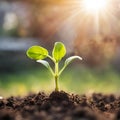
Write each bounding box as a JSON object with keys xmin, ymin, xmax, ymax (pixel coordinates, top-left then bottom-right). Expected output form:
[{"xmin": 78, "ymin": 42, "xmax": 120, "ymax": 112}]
[{"xmin": 0, "ymin": 0, "xmax": 120, "ymax": 97}]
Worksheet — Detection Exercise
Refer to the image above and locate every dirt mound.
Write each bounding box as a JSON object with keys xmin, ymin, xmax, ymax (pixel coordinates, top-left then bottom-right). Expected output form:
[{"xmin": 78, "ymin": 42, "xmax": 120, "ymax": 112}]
[{"xmin": 0, "ymin": 91, "xmax": 120, "ymax": 120}]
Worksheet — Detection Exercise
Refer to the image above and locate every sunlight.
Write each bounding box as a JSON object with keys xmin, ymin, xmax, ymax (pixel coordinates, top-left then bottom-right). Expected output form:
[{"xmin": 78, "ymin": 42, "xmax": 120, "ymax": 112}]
[
  {"xmin": 81, "ymin": 0, "xmax": 108, "ymax": 14},
  {"xmin": 0, "ymin": 96, "xmax": 3, "ymax": 99}
]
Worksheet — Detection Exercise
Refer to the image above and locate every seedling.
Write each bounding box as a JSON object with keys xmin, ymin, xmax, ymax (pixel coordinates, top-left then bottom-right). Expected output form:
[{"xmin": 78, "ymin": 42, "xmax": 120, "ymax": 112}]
[{"xmin": 26, "ymin": 42, "xmax": 82, "ymax": 91}]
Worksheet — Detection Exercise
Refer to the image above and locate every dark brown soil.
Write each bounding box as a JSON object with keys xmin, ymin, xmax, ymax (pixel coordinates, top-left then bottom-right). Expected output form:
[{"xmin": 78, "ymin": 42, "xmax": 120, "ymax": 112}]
[{"xmin": 0, "ymin": 91, "xmax": 120, "ymax": 120}]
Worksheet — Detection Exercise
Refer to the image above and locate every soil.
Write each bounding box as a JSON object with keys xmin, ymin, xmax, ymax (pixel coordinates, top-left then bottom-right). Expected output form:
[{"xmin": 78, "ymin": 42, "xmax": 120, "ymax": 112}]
[{"xmin": 0, "ymin": 91, "xmax": 120, "ymax": 120}]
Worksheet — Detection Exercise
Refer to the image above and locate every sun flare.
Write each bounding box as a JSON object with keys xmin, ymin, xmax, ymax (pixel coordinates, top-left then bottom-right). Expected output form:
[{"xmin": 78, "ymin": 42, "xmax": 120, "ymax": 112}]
[{"xmin": 82, "ymin": 0, "xmax": 108, "ymax": 14}]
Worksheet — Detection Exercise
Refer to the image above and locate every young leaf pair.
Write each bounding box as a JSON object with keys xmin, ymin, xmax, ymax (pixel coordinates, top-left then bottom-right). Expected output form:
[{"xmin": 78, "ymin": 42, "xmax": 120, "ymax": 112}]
[{"xmin": 26, "ymin": 42, "xmax": 82, "ymax": 91}]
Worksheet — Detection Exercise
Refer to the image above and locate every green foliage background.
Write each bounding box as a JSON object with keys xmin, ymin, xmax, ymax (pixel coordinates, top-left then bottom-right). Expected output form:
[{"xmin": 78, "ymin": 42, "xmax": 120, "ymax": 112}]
[{"xmin": 0, "ymin": 65, "xmax": 120, "ymax": 97}]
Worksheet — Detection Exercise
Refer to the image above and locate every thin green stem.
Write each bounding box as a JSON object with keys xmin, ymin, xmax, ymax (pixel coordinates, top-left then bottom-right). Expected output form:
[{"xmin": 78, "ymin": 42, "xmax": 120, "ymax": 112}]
[
  {"xmin": 48, "ymin": 55, "xmax": 55, "ymax": 62},
  {"xmin": 55, "ymin": 62, "xmax": 59, "ymax": 91},
  {"xmin": 59, "ymin": 65, "xmax": 66, "ymax": 76},
  {"xmin": 47, "ymin": 55, "xmax": 59, "ymax": 91},
  {"xmin": 48, "ymin": 66, "xmax": 55, "ymax": 76},
  {"xmin": 55, "ymin": 75, "xmax": 59, "ymax": 91}
]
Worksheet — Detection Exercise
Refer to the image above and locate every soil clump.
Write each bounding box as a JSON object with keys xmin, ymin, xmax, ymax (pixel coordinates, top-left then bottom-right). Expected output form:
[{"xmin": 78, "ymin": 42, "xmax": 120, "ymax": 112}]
[{"xmin": 0, "ymin": 91, "xmax": 120, "ymax": 120}]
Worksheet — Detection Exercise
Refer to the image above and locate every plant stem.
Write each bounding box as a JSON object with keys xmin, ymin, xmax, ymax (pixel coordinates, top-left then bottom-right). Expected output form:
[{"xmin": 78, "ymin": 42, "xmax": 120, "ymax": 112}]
[
  {"xmin": 48, "ymin": 55, "xmax": 55, "ymax": 62},
  {"xmin": 55, "ymin": 62, "xmax": 59, "ymax": 91},
  {"xmin": 55, "ymin": 75, "xmax": 59, "ymax": 91}
]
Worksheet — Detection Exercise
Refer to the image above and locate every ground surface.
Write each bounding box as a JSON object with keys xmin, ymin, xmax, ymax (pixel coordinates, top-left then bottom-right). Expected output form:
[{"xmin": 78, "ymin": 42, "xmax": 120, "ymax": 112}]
[{"xmin": 0, "ymin": 91, "xmax": 120, "ymax": 120}]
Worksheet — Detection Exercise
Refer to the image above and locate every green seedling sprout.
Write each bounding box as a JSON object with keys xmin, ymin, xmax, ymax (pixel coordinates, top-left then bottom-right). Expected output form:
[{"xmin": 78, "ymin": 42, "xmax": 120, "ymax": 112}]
[{"xmin": 26, "ymin": 42, "xmax": 82, "ymax": 91}]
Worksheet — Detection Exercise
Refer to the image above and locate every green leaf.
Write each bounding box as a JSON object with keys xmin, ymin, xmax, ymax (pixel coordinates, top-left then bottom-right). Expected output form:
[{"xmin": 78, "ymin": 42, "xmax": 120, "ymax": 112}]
[
  {"xmin": 26, "ymin": 46, "xmax": 48, "ymax": 60},
  {"xmin": 65, "ymin": 56, "xmax": 82, "ymax": 66},
  {"xmin": 52, "ymin": 42, "xmax": 66, "ymax": 62},
  {"xmin": 59, "ymin": 56, "xmax": 82, "ymax": 75},
  {"xmin": 37, "ymin": 60, "xmax": 54, "ymax": 75},
  {"xmin": 37, "ymin": 60, "xmax": 50, "ymax": 69}
]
